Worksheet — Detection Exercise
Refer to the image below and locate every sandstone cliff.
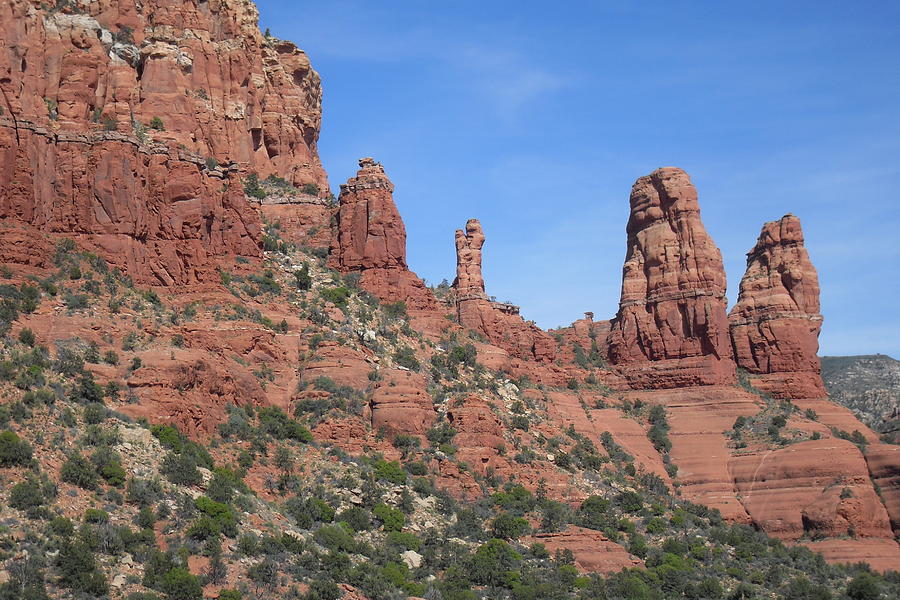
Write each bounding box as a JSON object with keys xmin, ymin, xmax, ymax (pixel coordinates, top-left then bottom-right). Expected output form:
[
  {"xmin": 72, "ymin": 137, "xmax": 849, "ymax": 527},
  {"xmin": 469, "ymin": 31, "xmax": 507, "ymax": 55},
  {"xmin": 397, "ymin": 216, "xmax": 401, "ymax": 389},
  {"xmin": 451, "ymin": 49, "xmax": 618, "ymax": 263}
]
[
  {"xmin": 607, "ymin": 167, "xmax": 735, "ymax": 387},
  {"xmin": 729, "ymin": 215, "xmax": 826, "ymax": 398},
  {"xmin": 0, "ymin": 0, "xmax": 327, "ymax": 284}
]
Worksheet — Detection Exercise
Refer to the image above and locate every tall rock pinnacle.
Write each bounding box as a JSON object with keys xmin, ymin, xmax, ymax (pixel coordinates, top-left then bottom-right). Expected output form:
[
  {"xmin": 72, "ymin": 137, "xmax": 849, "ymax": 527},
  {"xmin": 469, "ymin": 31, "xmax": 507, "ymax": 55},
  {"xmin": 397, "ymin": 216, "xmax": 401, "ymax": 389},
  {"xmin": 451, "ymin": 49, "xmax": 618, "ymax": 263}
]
[
  {"xmin": 452, "ymin": 219, "xmax": 556, "ymax": 363},
  {"xmin": 329, "ymin": 158, "xmax": 436, "ymax": 311},
  {"xmin": 454, "ymin": 219, "xmax": 487, "ymax": 299},
  {"xmin": 607, "ymin": 167, "xmax": 735, "ymax": 387},
  {"xmin": 729, "ymin": 214, "xmax": 826, "ymax": 398}
]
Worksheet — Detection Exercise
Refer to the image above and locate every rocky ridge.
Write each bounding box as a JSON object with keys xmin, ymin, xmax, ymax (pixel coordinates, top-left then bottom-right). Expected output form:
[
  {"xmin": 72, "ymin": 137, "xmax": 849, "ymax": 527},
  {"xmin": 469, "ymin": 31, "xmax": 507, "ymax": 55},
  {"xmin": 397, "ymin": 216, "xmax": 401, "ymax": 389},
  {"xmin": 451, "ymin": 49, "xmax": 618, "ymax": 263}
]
[{"xmin": 822, "ymin": 354, "xmax": 900, "ymax": 441}]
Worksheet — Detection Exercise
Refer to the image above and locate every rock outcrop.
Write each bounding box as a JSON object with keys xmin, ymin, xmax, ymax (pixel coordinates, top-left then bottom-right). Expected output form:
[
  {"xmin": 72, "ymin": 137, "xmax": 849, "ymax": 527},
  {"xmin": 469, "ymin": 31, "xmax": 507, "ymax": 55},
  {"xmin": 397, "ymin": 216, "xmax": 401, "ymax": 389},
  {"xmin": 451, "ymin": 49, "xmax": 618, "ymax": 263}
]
[
  {"xmin": 328, "ymin": 158, "xmax": 437, "ymax": 311},
  {"xmin": 525, "ymin": 527, "xmax": 644, "ymax": 574},
  {"xmin": 453, "ymin": 219, "xmax": 556, "ymax": 362},
  {"xmin": 607, "ymin": 167, "xmax": 735, "ymax": 388},
  {"xmin": 730, "ymin": 438, "xmax": 892, "ymax": 541},
  {"xmin": 0, "ymin": 0, "xmax": 327, "ymax": 284},
  {"xmin": 369, "ymin": 369, "xmax": 437, "ymax": 437},
  {"xmin": 729, "ymin": 215, "xmax": 826, "ymax": 398}
]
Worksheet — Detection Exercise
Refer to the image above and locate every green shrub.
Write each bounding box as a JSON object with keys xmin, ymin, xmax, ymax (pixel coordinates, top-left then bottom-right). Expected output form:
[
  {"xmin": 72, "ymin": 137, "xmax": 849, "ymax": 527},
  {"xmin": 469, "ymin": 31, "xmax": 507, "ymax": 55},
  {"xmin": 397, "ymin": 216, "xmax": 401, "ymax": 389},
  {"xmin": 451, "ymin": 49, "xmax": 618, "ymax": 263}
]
[
  {"xmin": 393, "ymin": 347, "xmax": 420, "ymax": 371},
  {"xmin": 84, "ymin": 402, "xmax": 108, "ymax": 424},
  {"xmin": 257, "ymin": 406, "xmax": 313, "ymax": 442},
  {"xmin": 427, "ymin": 423, "xmax": 457, "ymax": 446},
  {"xmin": 127, "ymin": 478, "xmax": 163, "ymax": 507},
  {"xmin": 194, "ymin": 496, "xmax": 237, "ymax": 537},
  {"xmin": 615, "ymin": 490, "xmax": 644, "ymax": 513},
  {"xmin": 60, "ymin": 454, "xmax": 99, "ymax": 490},
  {"xmin": 846, "ymin": 573, "xmax": 881, "ymax": 600},
  {"xmin": 373, "ymin": 459, "xmax": 406, "ymax": 484},
  {"xmin": 186, "ymin": 516, "xmax": 220, "ymax": 541},
  {"xmin": 56, "ymin": 539, "xmax": 108, "ymax": 595},
  {"xmin": 490, "ymin": 513, "xmax": 530, "ymax": 539},
  {"xmin": 160, "ymin": 567, "xmax": 202, "ymax": 600},
  {"xmin": 314, "ymin": 524, "xmax": 357, "ymax": 553},
  {"xmin": 579, "ymin": 495, "xmax": 611, "ymax": 529},
  {"xmin": 18, "ymin": 328, "xmax": 36, "ymax": 346},
  {"xmin": 243, "ymin": 173, "xmax": 266, "ymax": 199},
  {"xmin": 404, "ymin": 461, "xmax": 428, "ymax": 476},
  {"xmin": 84, "ymin": 508, "xmax": 109, "ymax": 523},
  {"xmin": 386, "ymin": 530, "xmax": 421, "ymax": 551},
  {"xmin": 9, "ymin": 478, "xmax": 45, "ymax": 509},
  {"xmin": 337, "ymin": 506, "xmax": 371, "ymax": 532},
  {"xmin": 0, "ymin": 430, "xmax": 33, "ymax": 466},
  {"xmin": 373, "ymin": 503, "xmax": 405, "ymax": 531},
  {"xmin": 160, "ymin": 452, "xmax": 202, "ymax": 486},
  {"xmin": 294, "ymin": 265, "xmax": 312, "ymax": 290},
  {"xmin": 383, "ymin": 301, "xmax": 408, "ymax": 320},
  {"xmin": 467, "ymin": 539, "xmax": 521, "ymax": 587},
  {"xmin": 320, "ymin": 286, "xmax": 351, "ymax": 306},
  {"xmin": 392, "ymin": 434, "xmax": 419, "ymax": 452}
]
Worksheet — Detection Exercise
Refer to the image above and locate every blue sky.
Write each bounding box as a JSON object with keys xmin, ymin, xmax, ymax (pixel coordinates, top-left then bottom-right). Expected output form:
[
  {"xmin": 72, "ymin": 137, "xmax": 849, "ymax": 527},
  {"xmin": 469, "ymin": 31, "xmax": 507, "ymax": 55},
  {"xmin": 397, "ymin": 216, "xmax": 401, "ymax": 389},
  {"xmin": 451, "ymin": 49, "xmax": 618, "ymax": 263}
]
[{"xmin": 258, "ymin": 1, "xmax": 900, "ymax": 357}]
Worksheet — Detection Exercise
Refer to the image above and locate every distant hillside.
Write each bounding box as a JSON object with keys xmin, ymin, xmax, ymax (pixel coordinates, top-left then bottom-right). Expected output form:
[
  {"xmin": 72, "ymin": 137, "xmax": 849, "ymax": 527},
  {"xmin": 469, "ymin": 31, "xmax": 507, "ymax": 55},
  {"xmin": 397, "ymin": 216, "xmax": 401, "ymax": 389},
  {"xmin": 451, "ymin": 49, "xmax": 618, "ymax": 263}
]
[{"xmin": 821, "ymin": 354, "xmax": 900, "ymax": 441}]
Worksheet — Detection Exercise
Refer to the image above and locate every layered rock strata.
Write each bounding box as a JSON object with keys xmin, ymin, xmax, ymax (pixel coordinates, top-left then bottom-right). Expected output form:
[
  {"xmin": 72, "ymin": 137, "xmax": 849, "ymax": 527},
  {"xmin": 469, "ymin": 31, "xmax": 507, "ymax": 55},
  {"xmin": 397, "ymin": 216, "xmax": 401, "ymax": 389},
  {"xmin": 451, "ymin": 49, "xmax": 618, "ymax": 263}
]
[
  {"xmin": 607, "ymin": 167, "xmax": 735, "ymax": 387},
  {"xmin": 0, "ymin": 0, "xmax": 327, "ymax": 284},
  {"xmin": 729, "ymin": 215, "xmax": 826, "ymax": 398},
  {"xmin": 328, "ymin": 158, "xmax": 437, "ymax": 311}
]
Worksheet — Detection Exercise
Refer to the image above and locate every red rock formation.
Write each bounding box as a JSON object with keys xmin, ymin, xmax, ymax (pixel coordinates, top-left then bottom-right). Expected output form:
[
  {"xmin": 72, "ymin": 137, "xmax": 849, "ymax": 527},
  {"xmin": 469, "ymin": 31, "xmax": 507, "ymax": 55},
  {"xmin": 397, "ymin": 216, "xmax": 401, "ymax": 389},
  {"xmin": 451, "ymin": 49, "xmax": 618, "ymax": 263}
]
[
  {"xmin": 730, "ymin": 438, "xmax": 892, "ymax": 540},
  {"xmin": 369, "ymin": 369, "xmax": 437, "ymax": 437},
  {"xmin": 256, "ymin": 196, "xmax": 334, "ymax": 250},
  {"xmin": 0, "ymin": 0, "xmax": 327, "ymax": 284},
  {"xmin": 864, "ymin": 444, "xmax": 900, "ymax": 531},
  {"xmin": 447, "ymin": 396, "xmax": 506, "ymax": 451},
  {"xmin": 552, "ymin": 312, "xmax": 611, "ymax": 366},
  {"xmin": 804, "ymin": 539, "xmax": 900, "ymax": 574},
  {"xmin": 300, "ymin": 340, "xmax": 373, "ymax": 392},
  {"xmin": 607, "ymin": 167, "xmax": 735, "ymax": 388},
  {"xmin": 630, "ymin": 387, "xmax": 759, "ymax": 522},
  {"xmin": 452, "ymin": 219, "xmax": 556, "ymax": 362},
  {"xmin": 122, "ymin": 350, "xmax": 266, "ymax": 437},
  {"xmin": 328, "ymin": 158, "xmax": 437, "ymax": 311},
  {"xmin": 525, "ymin": 527, "xmax": 644, "ymax": 573},
  {"xmin": 453, "ymin": 219, "xmax": 487, "ymax": 298},
  {"xmin": 729, "ymin": 215, "xmax": 826, "ymax": 398}
]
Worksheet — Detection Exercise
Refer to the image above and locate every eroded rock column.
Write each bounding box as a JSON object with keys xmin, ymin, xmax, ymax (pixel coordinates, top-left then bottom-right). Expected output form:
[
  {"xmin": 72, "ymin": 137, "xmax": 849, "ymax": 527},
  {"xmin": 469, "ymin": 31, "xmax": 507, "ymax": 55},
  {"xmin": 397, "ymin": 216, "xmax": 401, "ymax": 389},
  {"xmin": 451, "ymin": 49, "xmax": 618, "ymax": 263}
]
[
  {"xmin": 607, "ymin": 167, "xmax": 735, "ymax": 387},
  {"xmin": 728, "ymin": 214, "xmax": 826, "ymax": 398},
  {"xmin": 328, "ymin": 158, "xmax": 437, "ymax": 310}
]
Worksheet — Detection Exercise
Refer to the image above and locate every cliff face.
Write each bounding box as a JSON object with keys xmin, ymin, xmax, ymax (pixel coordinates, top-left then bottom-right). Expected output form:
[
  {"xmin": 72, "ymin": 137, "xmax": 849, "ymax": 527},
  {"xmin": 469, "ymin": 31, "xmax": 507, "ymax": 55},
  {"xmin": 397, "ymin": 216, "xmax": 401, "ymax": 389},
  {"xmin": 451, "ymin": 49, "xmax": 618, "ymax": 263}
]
[
  {"xmin": 0, "ymin": 0, "xmax": 327, "ymax": 284},
  {"xmin": 607, "ymin": 167, "xmax": 735, "ymax": 387},
  {"xmin": 729, "ymin": 215, "xmax": 826, "ymax": 398},
  {"xmin": 328, "ymin": 158, "xmax": 437, "ymax": 311}
]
